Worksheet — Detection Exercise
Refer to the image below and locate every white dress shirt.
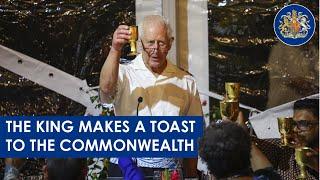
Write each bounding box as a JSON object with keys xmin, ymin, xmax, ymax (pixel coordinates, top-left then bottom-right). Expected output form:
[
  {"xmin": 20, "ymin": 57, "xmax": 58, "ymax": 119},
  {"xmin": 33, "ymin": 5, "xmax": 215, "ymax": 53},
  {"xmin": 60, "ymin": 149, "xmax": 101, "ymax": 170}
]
[{"xmin": 107, "ymin": 54, "xmax": 202, "ymax": 168}]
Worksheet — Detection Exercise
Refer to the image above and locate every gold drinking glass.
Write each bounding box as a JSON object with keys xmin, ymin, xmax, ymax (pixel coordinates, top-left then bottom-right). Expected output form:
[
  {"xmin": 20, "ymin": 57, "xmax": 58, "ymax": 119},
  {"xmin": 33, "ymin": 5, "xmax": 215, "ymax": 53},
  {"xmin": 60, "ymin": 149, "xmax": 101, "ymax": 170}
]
[
  {"xmin": 225, "ymin": 82, "xmax": 240, "ymax": 102},
  {"xmin": 295, "ymin": 147, "xmax": 319, "ymax": 176},
  {"xmin": 277, "ymin": 117, "xmax": 294, "ymax": 146},
  {"xmin": 295, "ymin": 147, "xmax": 311, "ymax": 179},
  {"xmin": 128, "ymin": 26, "xmax": 138, "ymax": 56},
  {"xmin": 220, "ymin": 100, "xmax": 239, "ymax": 121}
]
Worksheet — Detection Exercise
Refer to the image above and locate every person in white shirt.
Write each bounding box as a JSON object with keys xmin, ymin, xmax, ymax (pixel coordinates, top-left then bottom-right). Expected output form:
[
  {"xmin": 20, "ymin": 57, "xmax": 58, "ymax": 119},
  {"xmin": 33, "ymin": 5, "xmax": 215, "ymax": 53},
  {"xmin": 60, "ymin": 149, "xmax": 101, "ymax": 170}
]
[{"xmin": 99, "ymin": 15, "xmax": 202, "ymax": 178}]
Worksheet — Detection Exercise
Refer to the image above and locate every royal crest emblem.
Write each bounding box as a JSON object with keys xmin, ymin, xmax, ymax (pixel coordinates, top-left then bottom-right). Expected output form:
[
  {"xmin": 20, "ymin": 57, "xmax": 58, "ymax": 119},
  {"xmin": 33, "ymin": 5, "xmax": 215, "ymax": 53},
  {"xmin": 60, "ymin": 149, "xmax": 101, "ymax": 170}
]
[
  {"xmin": 274, "ymin": 4, "xmax": 315, "ymax": 46},
  {"xmin": 279, "ymin": 9, "xmax": 310, "ymax": 38}
]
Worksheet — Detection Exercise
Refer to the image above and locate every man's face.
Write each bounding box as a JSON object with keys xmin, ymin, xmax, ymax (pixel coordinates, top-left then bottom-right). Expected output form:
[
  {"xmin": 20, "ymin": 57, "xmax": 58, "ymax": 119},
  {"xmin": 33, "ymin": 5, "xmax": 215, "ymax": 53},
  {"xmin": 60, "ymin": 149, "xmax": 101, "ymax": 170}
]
[
  {"xmin": 141, "ymin": 22, "xmax": 172, "ymax": 73},
  {"xmin": 293, "ymin": 109, "xmax": 319, "ymax": 147}
]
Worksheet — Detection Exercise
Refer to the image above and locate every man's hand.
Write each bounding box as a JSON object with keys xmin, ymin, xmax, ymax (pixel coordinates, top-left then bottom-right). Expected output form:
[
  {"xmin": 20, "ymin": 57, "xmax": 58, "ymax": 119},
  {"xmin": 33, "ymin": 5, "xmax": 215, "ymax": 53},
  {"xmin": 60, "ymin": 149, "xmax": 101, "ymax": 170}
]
[
  {"xmin": 221, "ymin": 111, "xmax": 246, "ymax": 128},
  {"xmin": 304, "ymin": 149, "xmax": 319, "ymax": 172},
  {"xmin": 235, "ymin": 111, "xmax": 246, "ymax": 127},
  {"xmin": 111, "ymin": 25, "xmax": 131, "ymax": 52},
  {"xmin": 236, "ymin": 112, "xmax": 274, "ymax": 171},
  {"xmin": 100, "ymin": 25, "xmax": 130, "ymax": 103}
]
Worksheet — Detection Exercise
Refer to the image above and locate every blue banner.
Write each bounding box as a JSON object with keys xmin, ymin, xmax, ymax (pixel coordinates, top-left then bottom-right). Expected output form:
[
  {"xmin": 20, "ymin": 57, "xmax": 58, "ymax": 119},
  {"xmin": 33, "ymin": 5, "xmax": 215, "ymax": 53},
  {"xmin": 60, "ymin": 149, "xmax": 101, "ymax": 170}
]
[{"xmin": 0, "ymin": 116, "xmax": 203, "ymax": 158}]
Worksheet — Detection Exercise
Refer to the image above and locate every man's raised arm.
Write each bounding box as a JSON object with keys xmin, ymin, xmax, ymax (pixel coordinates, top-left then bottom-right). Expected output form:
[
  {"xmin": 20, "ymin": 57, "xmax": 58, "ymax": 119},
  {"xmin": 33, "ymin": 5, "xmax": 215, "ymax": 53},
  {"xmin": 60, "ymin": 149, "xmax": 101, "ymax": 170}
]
[{"xmin": 99, "ymin": 25, "xmax": 130, "ymax": 103}]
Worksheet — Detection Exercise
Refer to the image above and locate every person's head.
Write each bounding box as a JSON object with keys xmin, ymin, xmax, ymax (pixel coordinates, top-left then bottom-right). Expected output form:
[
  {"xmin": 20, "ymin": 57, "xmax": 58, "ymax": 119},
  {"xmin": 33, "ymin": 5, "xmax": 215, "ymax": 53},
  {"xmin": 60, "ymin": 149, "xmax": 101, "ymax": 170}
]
[
  {"xmin": 199, "ymin": 121, "xmax": 252, "ymax": 179},
  {"xmin": 43, "ymin": 158, "xmax": 87, "ymax": 180},
  {"xmin": 139, "ymin": 15, "xmax": 174, "ymax": 74},
  {"xmin": 293, "ymin": 98, "xmax": 319, "ymax": 148}
]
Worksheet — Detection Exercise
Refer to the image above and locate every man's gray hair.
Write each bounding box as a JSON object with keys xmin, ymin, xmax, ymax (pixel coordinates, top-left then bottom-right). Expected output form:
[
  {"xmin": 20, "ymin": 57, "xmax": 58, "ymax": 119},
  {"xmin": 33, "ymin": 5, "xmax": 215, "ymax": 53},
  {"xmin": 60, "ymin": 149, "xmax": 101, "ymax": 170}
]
[{"xmin": 138, "ymin": 15, "xmax": 173, "ymax": 40}]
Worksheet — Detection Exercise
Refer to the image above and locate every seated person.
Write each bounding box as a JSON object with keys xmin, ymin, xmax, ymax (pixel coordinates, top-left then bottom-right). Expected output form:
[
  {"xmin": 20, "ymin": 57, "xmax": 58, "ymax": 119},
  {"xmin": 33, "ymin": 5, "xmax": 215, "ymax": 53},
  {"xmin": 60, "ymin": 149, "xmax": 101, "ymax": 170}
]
[{"xmin": 199, "ymin": 121, "xmax": 280, "ymax": 179}]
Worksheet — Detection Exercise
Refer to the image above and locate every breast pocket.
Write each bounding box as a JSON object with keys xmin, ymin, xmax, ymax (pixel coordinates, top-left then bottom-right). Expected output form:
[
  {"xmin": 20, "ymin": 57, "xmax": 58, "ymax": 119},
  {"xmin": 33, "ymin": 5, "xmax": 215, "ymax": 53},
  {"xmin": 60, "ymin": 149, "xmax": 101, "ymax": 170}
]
[{"xmin": 167, "ymin": 96, "xmax": 185, "ymax": 115}]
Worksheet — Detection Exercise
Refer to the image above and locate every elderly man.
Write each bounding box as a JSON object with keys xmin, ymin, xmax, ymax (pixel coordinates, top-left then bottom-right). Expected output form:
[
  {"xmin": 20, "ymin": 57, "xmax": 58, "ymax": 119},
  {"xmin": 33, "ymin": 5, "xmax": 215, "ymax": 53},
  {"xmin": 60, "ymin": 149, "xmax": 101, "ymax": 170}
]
[{"xmin": 99, "ymin": 15, "xmax": 202, "ymax": 178}]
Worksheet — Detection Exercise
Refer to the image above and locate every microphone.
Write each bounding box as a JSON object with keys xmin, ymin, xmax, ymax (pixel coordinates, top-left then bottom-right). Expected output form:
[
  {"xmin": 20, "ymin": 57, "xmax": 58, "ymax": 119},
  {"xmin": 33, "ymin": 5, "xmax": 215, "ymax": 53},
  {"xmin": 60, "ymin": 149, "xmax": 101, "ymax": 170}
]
[{"xmin": 136, "ymin": 97, "xmax": 143, "ymax": 116}]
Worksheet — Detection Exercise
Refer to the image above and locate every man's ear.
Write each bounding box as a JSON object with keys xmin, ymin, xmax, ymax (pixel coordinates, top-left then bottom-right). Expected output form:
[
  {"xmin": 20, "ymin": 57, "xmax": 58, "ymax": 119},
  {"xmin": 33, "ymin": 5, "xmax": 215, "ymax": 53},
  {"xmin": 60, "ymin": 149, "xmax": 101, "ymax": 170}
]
[
  {"xmin": 42, "ymin": 165, "xmax": 49, "ymax": 180},
  {"xmin": 168, "ymin": 37, "xmax": 174, "ymax": 49},
  {"xmin": 170, "ymin": 37, "xmax": 174, "ymax": 44},
  {"xmin": 137, "ymin": 39, "xmax": 143, "ymax": 53}
]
